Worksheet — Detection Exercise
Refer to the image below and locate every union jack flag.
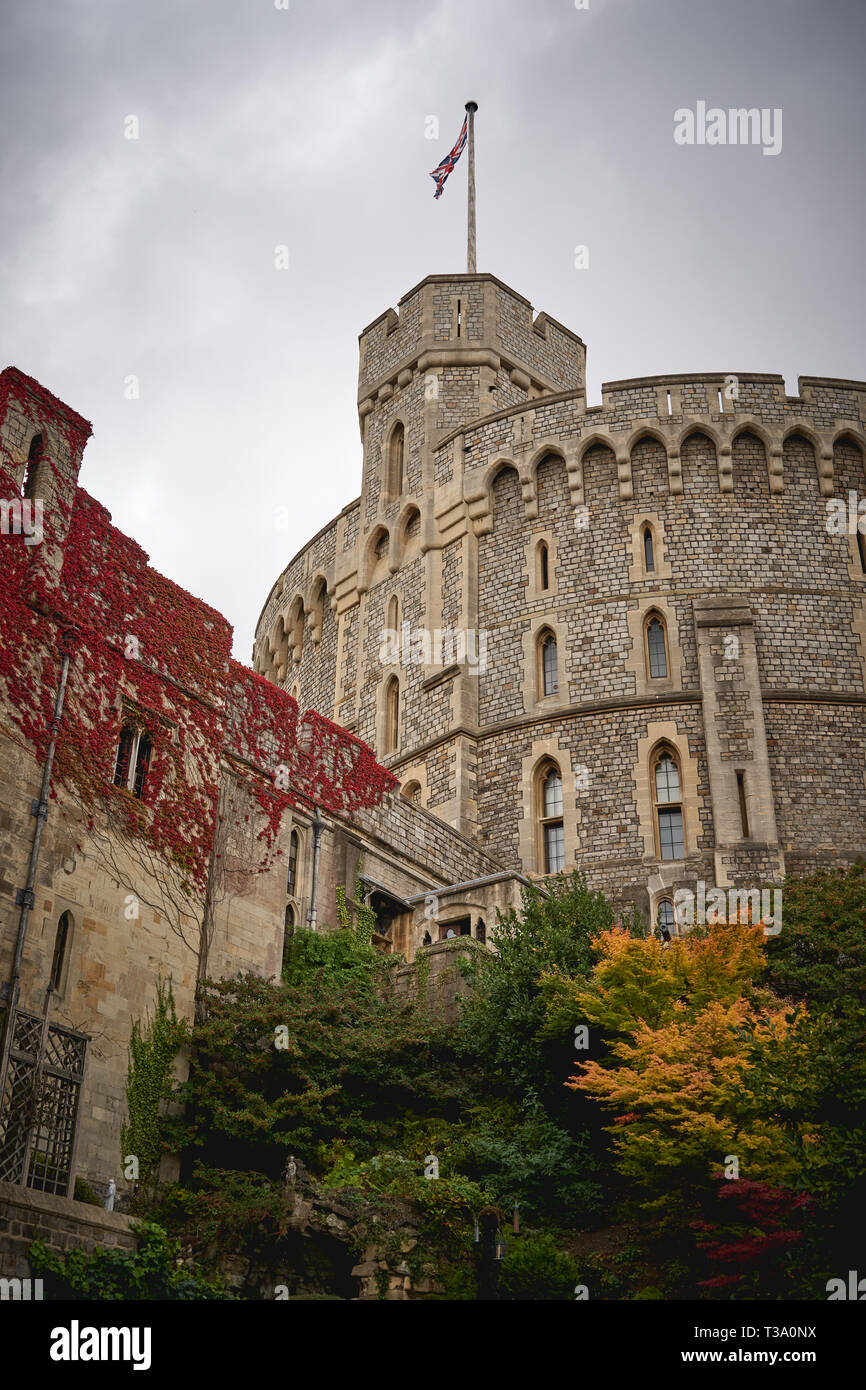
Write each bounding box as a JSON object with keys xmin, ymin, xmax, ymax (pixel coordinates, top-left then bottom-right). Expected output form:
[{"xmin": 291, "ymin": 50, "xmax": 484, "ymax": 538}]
[{"xmin": 430, "ymin": 116, "xmax": 468, "ymax": 199}]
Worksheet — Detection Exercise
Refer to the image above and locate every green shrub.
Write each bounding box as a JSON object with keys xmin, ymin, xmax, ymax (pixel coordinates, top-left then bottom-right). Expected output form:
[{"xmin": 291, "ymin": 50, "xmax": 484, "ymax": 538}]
[
  {"xmin": 73, "ymin": 1177, "xmax": 102, "ymax": 1206},
  {"xmin": 29, "ymin": 1221, "xmax": 233, "ymax": 1300},
  {"xmin": 497, "ymin": 1232, "xmax": 579, "ymax": 1301}
]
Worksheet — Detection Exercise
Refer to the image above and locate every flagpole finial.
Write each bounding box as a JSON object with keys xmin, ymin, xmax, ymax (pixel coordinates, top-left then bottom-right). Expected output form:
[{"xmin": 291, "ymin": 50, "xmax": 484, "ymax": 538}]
[{"xmin": 465, "ymin": 100, "xmax": 478, "ymax": 113}]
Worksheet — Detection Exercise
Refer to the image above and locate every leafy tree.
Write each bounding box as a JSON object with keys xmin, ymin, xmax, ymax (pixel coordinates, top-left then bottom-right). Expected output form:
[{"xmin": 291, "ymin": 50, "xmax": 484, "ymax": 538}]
[
  {"xmin": 762, "ymin": 862, "xmax": 866, "ymax": 1008},
  {"xmin": 457, "ymin": 872, "xmax": 619, "ymax": 1098},
  {"xmin": 542, "ymin": 919, "xmax": 770, "ymax": 1042},
  {"xmin": 455, "ymin": 1092, "xmax": 604, "ymax": 1224},
  {"xmin": 562, "ymin": 922, "xmax": 799, "ymax": 1222},
  {"xmin": 168, "ymin": 961, "xmax": 480, "ymax": 1175},
  {"xmin": 691, "ymin": 1179, "xmax": 814, "ymax": 1299},
  {"xmin": 570, "ymin": 997, "xmax": 797, "ymax": 1220},
  {"xmin": 738, "ymin": 1002, "xmax": 866, "ymax": 1286}
]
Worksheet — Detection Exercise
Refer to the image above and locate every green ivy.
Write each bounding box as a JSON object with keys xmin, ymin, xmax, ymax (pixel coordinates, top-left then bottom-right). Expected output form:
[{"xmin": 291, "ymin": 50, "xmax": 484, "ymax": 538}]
[
  {"xmin": 29, "ymin": 1221, "xmax": 232, "ymax": 1301},
  {"xmin": 120, "ymin": 979, "xmax": 190, "ymax": 1205}
]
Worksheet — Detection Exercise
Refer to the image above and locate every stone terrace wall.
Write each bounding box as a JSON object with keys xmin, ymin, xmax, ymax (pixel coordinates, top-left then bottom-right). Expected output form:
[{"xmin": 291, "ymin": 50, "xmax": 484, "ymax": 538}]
[
  {"xmin": 0, "ymin": 1179, "xmax": 136, "ymax": 1280},
  {"xmin": 392, "ymin": 937, "xmax": 486, "ymax": 1024}
]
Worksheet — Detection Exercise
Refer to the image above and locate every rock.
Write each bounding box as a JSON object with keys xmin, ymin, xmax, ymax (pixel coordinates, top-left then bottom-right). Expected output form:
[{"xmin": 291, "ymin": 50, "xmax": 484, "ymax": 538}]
[{"xmin": 217, "ymin": 1253, "xmax": 250, "ymax": 1289}]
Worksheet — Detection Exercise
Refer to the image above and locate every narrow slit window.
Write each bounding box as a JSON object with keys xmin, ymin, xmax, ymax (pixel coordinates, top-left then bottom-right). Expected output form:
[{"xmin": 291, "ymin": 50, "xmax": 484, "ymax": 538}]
[
  {"xmin": 23, "ymin": 433, "xmax": 43, "ymax": 500},
  {"xmin": 385, "ymin": 676, "xmax": 400, "ymax": 753},
  {"xmin": 666, "ymin": 390, "xmax": 672, "ymax": 416},
  {"xmin": 287, "ymin": 829, "xmax": 299, "ymax": 896},
  {"xmin": 538, "ymin": 540, "xmax": 550, "ymax": 592},
  {"xmin": 456, "ymin": 298, "xmax": 462, "ymax": 337},
  {"xmin": 387, "ymin": 426, "xmax": 404, "ymax": 499},
  {"xmin": 858, "ymin": 530, "xmax": 866, "ymax": 575},
  {"xmin": 50, "ymin": 911, "xmax": 71, "ymax": 992},
  {"xmin": 540, "ymin": 632, "xmax": 558, "ymax": 697},
  {"xmin": 643, "ymin": 525, "xmax": 655, "ymax": 573},
  {"xmin": 282, "ymin": 904, "xmax": 296, "ymax": 980},
  {"xmin": 736, "ymin": 770, "xmax": 750, "ymax": 838}
]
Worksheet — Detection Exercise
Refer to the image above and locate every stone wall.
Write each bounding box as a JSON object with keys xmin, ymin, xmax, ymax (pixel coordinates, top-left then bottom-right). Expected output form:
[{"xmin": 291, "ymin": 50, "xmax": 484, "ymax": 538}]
[
  {"xmin": 252, "ymin": 271, "xmax": 866, "ymax": 925},
  {"xmin": 0, "ymin": 1179, "xmax": 136, "ymax": 1280},
  {"xmin": 392, "ymin": 937, "xmax": 487, "ymax": 1023}
]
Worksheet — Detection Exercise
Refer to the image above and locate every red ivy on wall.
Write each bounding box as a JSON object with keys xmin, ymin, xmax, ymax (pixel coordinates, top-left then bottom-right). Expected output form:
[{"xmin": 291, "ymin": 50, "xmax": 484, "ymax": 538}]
[{"xmin": 0, "ymin": 368, "xmax": 397, "ymax": 896}]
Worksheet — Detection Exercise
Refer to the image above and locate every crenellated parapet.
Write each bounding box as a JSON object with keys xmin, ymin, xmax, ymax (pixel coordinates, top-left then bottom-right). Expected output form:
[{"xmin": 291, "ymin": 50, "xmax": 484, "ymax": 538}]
[{"xmin": 452, "ymin": 371, "xmax": 866, "ymax": 530}]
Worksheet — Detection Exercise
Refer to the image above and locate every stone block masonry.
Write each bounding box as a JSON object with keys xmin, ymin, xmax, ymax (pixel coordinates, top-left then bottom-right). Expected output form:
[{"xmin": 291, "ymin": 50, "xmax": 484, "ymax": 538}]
[
  {"xmin": 254, "ymin": 273, "xmax": 866, "ymax": 926},
  {"xmin": 0, "ymin": 1179, "xmax": 136, "ymax": 1280}
]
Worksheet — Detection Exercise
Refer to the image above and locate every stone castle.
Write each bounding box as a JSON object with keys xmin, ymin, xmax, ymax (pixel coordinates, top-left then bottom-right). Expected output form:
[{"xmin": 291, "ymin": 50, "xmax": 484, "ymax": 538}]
[
  {"xmin": 253, "ymin": 271, "xmax": 866, "ymax": 943},
  {"xmin": 1, "ymin": 265, "xmax": 865, "ymax": 1224}
]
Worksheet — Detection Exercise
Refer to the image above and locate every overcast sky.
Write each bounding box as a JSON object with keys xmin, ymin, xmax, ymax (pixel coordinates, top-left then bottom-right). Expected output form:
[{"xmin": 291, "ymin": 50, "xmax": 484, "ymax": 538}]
[{"xmin": 2, "ymin": 0, "xmax": 864, "ymax": 660}]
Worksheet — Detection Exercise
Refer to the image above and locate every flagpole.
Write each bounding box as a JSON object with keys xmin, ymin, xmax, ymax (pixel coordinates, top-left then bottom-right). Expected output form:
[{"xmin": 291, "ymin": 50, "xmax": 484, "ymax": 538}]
[{"xmin": 465, "ymin": 101, "xmax": 478, "ymax": 273}]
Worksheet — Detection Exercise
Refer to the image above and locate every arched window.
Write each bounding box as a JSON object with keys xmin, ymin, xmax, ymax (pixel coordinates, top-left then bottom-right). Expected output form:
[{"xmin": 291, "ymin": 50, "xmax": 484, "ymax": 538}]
[
  {"xmin": 282, "ymin": 904, "xmax": 296, "ymax": 980},
  {"xmin": 643, "ymin": 525, "xmax": 655, "ymax": 573},
  {"xmin": 645, "ymin": 614, "xmax": 669, "ymax": 680},
  {"xmin": 652, "ymin": 746, "xmax": 685, "ymax": 861},
  {"xmin": 113, "ymin": 722, "xmax": 152, "ymax": 799},
  {"xmin": 657, "ymin": 899, "xmax": 675, "ymax": 937},
  {"xmin": 537, "ymin": 540, "xmax": 550, "ymax": 592},
  {"xmin": 401, "ymin": 780, "xmax": 421, "ymax": 803},
  {"xmin": 287, "ymin": 829, "xmax": 299, "ymax": 897},
  {"xmin": 538, "ymin": 630, "xmax": 558, "ymax": 698},
  {"xmin": 385, "ymin": 676, "xmax": 400, "ymax": 753},
  {"xmin": 50, "ymin": 911, "xmax": 72, "ymax": 992},
  {"xmin": 386, "ymin": 594, "xmax": 399, "ymax": 634},
  {"xmin": 23, "ymin": 433, "xmax": 43, "ymax": 500},
  {"xmin": 538, "ymin": 763, "xmax": 565, "ymax": 874},
  {"xmin": 476, "ymin": 917, "xmax": 487, "ymax": 945},
  {"xmin": 387, "ymin": 423, "xmax": 405, "ymax": 498}
]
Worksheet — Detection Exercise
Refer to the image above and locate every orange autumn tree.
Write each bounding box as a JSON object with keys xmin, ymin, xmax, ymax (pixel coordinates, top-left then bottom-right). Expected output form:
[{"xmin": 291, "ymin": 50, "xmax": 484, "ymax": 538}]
[{"xmin": 542, "ymin": 920, "xmax": 802, "ymax": 1219}]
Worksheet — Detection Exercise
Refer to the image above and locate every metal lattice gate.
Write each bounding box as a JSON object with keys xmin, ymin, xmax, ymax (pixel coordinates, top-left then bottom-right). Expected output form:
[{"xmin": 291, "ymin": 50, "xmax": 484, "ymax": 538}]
[{"xmin": 0, "ymin": 1006, "xmax": 88, "ymax": 1196}]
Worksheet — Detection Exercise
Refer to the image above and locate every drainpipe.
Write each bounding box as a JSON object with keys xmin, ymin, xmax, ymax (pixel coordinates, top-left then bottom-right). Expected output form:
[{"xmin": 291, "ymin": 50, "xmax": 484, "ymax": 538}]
[
  {"xmin": 0, "ymin": 649, "xmax": 70, "ymax": 1087},
  {"xmin": 306, "ymin": 805, "xmax": 324, "ymax": 931}
]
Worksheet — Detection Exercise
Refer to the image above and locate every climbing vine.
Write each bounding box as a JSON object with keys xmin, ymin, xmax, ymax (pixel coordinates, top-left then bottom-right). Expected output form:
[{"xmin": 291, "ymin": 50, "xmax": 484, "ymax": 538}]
[
  {"xmin": 0, "ymin": 367, "xmax": 397, "ymax": 940},
  {"xmin": 121, "ymin": 980, "xmax": 190, "ymax": 1206}
]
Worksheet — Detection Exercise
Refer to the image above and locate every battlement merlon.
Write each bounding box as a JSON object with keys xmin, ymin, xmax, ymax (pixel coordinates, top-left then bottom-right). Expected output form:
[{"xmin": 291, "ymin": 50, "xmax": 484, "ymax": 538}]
[{"xmin": 357, "ymin": 273, "xmax": 586, "ymax": 430}]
